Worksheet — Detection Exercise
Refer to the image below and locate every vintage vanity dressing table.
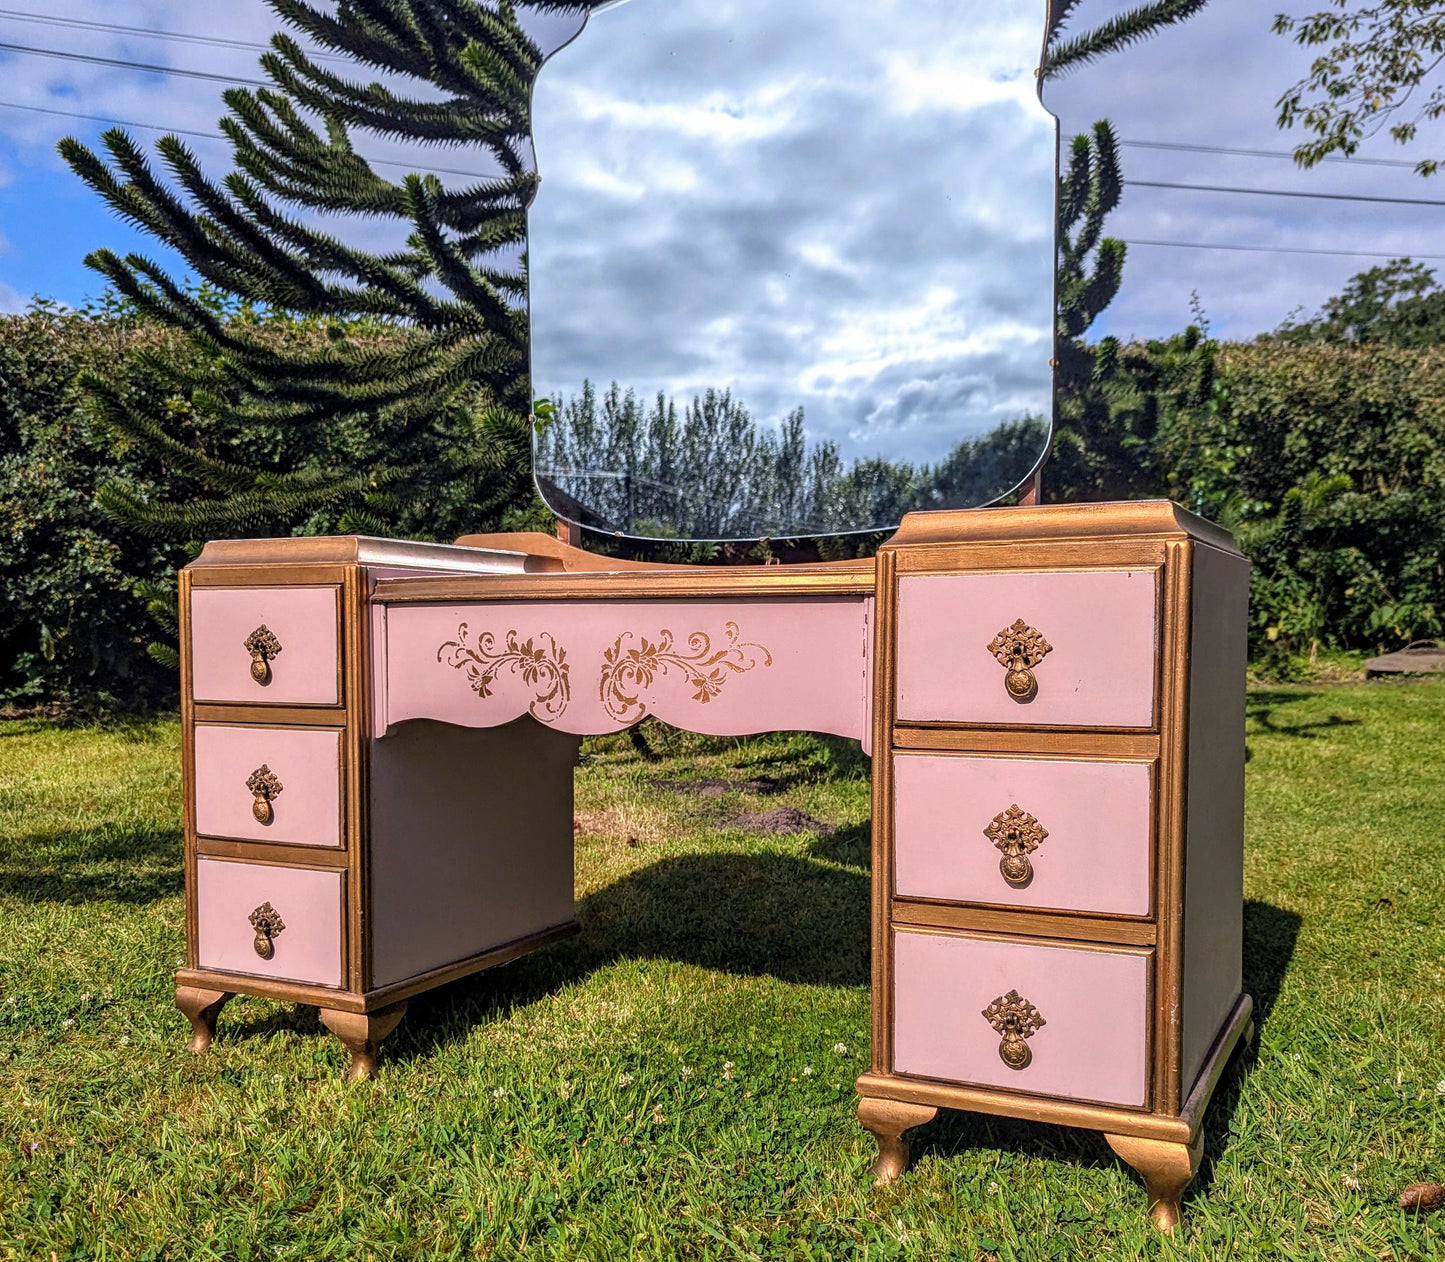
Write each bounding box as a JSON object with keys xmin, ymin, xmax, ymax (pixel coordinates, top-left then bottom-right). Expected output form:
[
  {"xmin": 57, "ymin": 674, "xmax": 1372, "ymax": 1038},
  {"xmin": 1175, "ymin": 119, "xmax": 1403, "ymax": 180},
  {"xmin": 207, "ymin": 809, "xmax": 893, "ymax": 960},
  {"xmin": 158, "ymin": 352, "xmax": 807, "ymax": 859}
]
[{"xmin": 172, "ymin": 0, "xmax": 1250, "ymax": 1234}]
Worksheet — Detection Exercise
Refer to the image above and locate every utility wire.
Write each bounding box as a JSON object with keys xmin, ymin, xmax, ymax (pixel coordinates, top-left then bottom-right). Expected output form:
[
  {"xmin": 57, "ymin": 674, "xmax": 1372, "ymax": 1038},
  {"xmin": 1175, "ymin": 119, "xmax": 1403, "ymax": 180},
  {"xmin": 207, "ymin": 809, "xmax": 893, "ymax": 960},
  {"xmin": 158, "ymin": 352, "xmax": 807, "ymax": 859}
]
[
  {"xmin": 0, "ymin": 99, "xmax": 498, "ymax": 181},
  {"xmin": 1067, "ymin": 134, "xmax": 1427, "ymax": 171},
  {"xmin": 0, "ymin": 39, "xmax": 268, "ymax": 86},
  {"xmin": 1128, "ymin": 178, "xmax": 1445, "ymax": 208},
  {"xmin": 0, "ymin": 7, "xmax": 345, "ymax": 60},
  {"xmin": 1124, "ymin": 238, "xmax": 1445, "ymax": 261},
  {"xmin": 1122, "ymin": 138, "xmax": 1423, "ymax": 170}
]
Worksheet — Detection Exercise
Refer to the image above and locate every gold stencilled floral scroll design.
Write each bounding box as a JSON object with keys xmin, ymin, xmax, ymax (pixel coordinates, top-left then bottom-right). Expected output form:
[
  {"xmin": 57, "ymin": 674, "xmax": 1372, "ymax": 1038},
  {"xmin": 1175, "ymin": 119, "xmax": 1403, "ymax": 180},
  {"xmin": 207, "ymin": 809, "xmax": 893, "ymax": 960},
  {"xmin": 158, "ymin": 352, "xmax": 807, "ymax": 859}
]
[
  {"xmin": 437, "ymin": 625, "xmax": 571, "ymax": 721},
  {"xmin": 600, "ymin": 623, "xmax": 773, "ymax": 723}
]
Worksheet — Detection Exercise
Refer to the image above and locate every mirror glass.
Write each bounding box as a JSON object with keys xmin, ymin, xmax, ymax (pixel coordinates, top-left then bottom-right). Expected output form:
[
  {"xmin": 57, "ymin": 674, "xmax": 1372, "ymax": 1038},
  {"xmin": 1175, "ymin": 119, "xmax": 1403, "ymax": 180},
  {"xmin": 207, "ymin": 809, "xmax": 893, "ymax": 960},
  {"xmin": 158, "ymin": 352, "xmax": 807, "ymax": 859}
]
[{"xmin": 526, "ymin": 0, "xmax": 1057, "ymax": 540}]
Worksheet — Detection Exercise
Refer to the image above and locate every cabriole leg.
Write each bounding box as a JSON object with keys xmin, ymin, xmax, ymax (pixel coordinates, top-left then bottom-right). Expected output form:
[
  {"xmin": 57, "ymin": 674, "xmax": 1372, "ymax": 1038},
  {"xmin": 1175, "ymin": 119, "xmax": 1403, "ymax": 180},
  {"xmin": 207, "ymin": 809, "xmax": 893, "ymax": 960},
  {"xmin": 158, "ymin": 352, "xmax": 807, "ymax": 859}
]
[
  {"xmin": 1105, "ymin": 1132, "xmax": 1204, "ymax": 1232},
  {"xmin": 175, "ymin": 986, "xmax": 234, "ymax": 1054},
  {"xmin": 858, "ymin": 1097, "xmax": 938, "ymax": 1186},
  {"xmin": 319, "ymin": 1002, "xmax": 408, "ymax": 1081}
]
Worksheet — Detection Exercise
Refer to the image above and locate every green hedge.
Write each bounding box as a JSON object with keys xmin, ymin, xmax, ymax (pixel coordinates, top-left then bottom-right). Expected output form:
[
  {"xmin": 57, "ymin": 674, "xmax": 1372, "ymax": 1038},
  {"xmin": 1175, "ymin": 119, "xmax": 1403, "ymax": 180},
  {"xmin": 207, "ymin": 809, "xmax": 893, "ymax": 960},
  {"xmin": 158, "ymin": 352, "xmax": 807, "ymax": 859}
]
[
  {"xmin": 1169, "ymin": 340, "xmax": 1445, "ymax": 660},
  {"xmin": 0, "ymin": 304, "xmax": 185, "ymax": 711}
]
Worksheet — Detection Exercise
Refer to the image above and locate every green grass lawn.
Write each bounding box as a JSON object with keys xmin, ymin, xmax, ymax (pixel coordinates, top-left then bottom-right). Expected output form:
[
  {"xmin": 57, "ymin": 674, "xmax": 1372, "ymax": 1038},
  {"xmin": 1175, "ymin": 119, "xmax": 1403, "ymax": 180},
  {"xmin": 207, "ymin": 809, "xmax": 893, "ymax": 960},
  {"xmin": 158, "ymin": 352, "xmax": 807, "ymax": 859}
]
[{"xmin": 2, "ymin": 683, "xmax": 1445, "ymax": 1260}]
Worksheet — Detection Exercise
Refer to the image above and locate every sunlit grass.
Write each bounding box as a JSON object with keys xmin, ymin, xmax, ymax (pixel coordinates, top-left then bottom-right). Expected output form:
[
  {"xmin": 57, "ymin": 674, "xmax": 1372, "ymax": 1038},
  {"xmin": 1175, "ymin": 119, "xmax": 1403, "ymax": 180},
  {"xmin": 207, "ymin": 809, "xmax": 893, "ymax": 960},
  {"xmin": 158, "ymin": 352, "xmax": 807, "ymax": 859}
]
[{"xmin": 1, "ymin": 683, "xmax": 1444, "ymax": 1259}]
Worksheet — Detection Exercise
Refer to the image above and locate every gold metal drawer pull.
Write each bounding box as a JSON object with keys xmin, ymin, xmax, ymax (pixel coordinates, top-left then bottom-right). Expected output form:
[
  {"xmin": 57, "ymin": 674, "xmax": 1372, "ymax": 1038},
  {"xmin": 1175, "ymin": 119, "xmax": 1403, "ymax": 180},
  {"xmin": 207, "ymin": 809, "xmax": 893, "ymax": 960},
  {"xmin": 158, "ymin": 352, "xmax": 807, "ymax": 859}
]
[
  {"xmin": 246, "ymin": 765, "xmax": 284, "ymax": 825},
  {"xmin": 985, "ymin": 804, "xmax": 1048, "ymax": 887},
  {"xmin": 244, "ymin": 624, "xmax": 283, "ymax": 685},
  {"xmin": 249, "ymin": 902, "xmax": 285, "ymax": 960},
  {"xmin": 983, "ymin": 990, "xmax": 1046, "ymax": 1070},
  {"xmin": 987, "ymin": 619, "xmax": 1052, "ymax": 703}
]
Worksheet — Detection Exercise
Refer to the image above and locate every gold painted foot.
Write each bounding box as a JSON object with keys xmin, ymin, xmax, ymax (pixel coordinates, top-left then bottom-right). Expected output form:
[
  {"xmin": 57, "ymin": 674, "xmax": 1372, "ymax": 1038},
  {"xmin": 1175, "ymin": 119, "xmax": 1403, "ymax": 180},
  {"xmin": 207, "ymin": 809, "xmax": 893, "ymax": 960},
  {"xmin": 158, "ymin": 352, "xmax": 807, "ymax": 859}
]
[
  {"xmin": 175, "ymin": 986, "xmax": 234, "ymax": 1054},
  {"xmin": 1105, "ymin": 1132, "xmax": 1204, "ymax": 1232},
  {"xmin": 319, "ymin": 1002, "xmax": 408, "ymax": 1081},
  {"xmin": 858, "ymin": 1097, "xmax": 938, "ymax": 1186}
]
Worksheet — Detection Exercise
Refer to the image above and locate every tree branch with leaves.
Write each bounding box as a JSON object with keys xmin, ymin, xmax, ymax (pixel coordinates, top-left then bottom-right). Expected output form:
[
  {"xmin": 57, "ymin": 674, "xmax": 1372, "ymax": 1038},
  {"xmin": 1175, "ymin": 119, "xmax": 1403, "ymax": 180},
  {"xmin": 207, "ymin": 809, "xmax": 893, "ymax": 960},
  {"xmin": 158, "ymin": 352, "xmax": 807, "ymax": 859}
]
[{"xmin": 1276, "ymin": 1, "xmax": 1445, "ymax": 176}]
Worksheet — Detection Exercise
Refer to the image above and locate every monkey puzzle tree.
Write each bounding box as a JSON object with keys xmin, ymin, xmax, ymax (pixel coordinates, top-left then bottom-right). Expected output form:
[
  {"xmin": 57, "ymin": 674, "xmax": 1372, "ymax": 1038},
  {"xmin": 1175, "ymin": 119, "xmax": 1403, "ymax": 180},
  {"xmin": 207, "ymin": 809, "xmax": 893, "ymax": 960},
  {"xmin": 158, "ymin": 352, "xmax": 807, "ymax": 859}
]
[
  {"xmin": 62, "ymin": 0, "xmax": 596, "ymax": 544},
  {"xmin": 1040, "ymin": 0, "xmax": 1212, "ymax": 501}
]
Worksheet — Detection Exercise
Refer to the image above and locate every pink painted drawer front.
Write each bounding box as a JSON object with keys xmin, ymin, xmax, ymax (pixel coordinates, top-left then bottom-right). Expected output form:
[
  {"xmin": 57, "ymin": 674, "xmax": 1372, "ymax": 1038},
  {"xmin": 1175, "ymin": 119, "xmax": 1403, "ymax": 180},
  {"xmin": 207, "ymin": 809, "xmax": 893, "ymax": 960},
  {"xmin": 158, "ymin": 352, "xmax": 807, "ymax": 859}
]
[
  {"xmin": 892, "ymin": 929, "xmax": 1150, "ymax": 1107},
  {"xmin": 190, "ymin": 586, "xmax": 341, "ymax": 705},
  {"xmin": 194, "ymin": 724, "xmax": 343, "ymax": 848},
  {"xmin": 893, "ymin": 754, "xmax": 1153, "ymax": 916},
  {"xmin": 377, "ymin": 596, "xmax": 872, "ymax": 740},
  {"xmin": 195, "ymin": 857, "xmax": 344, "ymax": 987},
  {"xmin": 895, "ymin": 569, "xmax": 1159, "ymax": 728}
]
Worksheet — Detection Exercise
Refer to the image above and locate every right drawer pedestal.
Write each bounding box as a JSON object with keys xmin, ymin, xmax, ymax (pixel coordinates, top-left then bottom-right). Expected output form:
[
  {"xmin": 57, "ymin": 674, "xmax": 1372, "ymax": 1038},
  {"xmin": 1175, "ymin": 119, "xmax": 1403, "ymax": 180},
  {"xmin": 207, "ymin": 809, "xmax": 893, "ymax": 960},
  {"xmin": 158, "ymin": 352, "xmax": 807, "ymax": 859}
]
[{"xmin": 859, "ymin": 507, "xmax": 1251, "ymax": 1234}]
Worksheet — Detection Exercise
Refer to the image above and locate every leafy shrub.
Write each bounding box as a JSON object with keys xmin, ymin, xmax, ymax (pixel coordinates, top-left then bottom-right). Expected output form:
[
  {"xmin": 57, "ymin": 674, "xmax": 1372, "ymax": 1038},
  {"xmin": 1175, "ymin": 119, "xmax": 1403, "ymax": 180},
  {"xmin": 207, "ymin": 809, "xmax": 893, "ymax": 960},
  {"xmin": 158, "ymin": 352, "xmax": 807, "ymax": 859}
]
[
  {"xmin": 0, "ymin": 302, "xmax": 185, "ymax": 710},
  {"xmin": 1061, "ymin": 333, "xmax": 1445, "ymax": 662}
]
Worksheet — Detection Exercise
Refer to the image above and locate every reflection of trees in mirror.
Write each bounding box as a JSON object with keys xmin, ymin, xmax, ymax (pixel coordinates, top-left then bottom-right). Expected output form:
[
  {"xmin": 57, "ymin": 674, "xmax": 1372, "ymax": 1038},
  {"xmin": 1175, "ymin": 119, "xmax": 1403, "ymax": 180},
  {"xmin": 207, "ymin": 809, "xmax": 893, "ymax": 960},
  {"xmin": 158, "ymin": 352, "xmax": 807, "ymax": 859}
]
[{"xmin": 536, "ymin": 381, "xmax": 1046, "ymax": 539}]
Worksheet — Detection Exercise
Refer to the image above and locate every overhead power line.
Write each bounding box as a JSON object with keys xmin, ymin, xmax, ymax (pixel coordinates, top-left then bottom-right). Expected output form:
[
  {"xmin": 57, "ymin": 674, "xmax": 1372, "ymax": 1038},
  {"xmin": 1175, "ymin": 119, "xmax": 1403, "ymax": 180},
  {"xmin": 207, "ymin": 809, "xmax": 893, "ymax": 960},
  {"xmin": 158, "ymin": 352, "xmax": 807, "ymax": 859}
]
[
  {"xmin": 0, "ymin": 39, "xmax": 268, "ymax": 86},
  {"xmin": 1128, "ymin": 178, "xmax": 1445, "ymax": 208},
  {"xmin": 0, "ymin": 99, "xmax": 496, "ymax": 182},
  {"xmin": 1068, "ymin": 134, "xmax": 1427, "ymax": 171},
  {"xmin": 0, "ymin": 7, "xmax": 344, "ymax": 60},
  {"xmin": 1124, "ymin": 238, "xmax": 1445, "ymax": 262},
  {"xmin": 1121, "ymin": 138, "xmax": 1423, "ymax": 170}
]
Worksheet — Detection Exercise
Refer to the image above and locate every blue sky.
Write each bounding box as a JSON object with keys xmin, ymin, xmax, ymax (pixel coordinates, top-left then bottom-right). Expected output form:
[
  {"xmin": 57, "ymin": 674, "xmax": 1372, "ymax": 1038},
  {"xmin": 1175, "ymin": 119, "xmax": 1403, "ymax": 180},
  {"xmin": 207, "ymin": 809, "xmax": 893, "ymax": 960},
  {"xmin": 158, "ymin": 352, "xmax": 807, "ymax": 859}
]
[{"xmin": 2, "ymin": 1, "xmax": 1443, "ymax": 336}]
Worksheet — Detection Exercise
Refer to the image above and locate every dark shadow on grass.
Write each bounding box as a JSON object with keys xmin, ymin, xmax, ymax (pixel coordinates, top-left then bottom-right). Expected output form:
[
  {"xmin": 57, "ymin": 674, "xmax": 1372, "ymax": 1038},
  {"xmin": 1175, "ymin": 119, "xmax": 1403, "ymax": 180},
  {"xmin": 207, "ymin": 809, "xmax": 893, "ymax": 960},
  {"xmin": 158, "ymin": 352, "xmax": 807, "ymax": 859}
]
[
  {"xmin": 374, "ymin": 850, "xmax": 871, "ymax": 1065},
  {"xmin": 807, "ymin": 821, "xmax": 871, "ymax": 869},
  {"xmin": 0, "ymin": 826, "xmax": 183, "ymax": 903},
  {"xmin": 1181, "ymin": 899, "xmax": 1303, "ymax": 1213},
  {"xmin": 1247, "ymin": 690, "xmax": 1362, "ymax": 740}
]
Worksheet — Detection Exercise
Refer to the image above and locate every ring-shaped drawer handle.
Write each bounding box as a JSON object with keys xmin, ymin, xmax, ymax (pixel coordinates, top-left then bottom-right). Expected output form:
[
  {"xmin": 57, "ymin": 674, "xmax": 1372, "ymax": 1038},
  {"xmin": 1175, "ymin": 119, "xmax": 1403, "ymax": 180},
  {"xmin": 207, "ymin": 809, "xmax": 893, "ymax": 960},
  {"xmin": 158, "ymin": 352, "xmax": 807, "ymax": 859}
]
[
  {"xmin": 249, "ymin": 902, "xmax": 285, "ymax": 960},
  {"xmin": 982, "ymin": 989, "xmax": 1046, "ymax": 1070},
  {"xmin": 244, "ymin": 624, "xmax": 283, "ymax": 685},
  {"xmin": 987, "ymin": 619, "xmax": 1052, "ymax": 703},
  {"xmin": 984, "ymin": 804, "xmax": 1048, "ymax": 888},
  {"xmin": 246, "ymin": 764, "xmax": 284, "ymax": 825}
]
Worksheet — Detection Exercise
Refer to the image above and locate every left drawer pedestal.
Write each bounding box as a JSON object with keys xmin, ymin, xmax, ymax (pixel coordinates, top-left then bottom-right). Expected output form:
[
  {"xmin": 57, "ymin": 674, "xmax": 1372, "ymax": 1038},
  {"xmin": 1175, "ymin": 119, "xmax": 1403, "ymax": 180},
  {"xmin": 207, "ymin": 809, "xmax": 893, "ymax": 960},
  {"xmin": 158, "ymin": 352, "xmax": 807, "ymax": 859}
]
[{"xmin": 177, "ymin": 560, "xmax": 579, "ymax": 1079}]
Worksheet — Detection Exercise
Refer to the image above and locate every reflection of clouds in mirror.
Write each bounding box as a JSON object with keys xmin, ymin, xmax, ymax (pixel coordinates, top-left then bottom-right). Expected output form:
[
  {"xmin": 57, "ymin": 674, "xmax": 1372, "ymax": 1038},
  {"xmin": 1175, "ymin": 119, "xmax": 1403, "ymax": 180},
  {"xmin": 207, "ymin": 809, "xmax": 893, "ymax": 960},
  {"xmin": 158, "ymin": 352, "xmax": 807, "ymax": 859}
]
[
  {"xmin": 1046, "ymin": 0, "xmax": 1445, "ymax": 342},
  {"xmin": 527, "ymin": 0, "xmax": 1056, "ymax": 536}
]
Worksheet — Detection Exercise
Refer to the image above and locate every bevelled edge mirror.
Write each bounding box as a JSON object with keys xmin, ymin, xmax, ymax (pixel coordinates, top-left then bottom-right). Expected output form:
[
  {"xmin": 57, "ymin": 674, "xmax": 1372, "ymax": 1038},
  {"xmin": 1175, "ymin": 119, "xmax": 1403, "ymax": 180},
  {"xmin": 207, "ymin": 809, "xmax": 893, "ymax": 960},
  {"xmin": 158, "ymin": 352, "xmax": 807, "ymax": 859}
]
[{"xmin": 526, "ymin": 0, "xmax": 1058, "ymax": 542}]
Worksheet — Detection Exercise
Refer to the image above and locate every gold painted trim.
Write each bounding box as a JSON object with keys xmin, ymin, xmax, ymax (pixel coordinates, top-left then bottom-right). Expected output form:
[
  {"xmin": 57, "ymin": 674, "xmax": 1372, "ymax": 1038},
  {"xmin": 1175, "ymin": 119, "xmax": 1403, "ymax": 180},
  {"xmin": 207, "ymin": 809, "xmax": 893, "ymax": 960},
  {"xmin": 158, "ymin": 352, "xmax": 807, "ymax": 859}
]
[
  {"xmin": 883, "ymin": 501, "xmax": 1241, "ymax": 554},
  {"xmin": 188, "ymin": 564, "xmax": 352, "ymax": 587},
  {"xmin": 870, "ymin": 548, "xmax": 899, "ymax": 1076},
  {"xmin": 194, "ymin": 703, "xmax": 348, "ymax": 727},
  {"xmin": 854, "ymin": 1071, "xmax": 1174, "ymax": 1137},
  {"xmin": 195, "ymin": 837, "xmax": 350, "ymax": 868},
  {"xmin": 892, "ymin": 921, "xmax": 1153, "ymax": 959},
  {"xmin": 892, "ymin": 728, "xmax": 1161, "ymax": 758},
  {"xmin": 179, "ymin": 567, "xmax": 199, "ymax": 972},
  {"xmin": 342, "ymin": 565, "xmax": 369, "ymax": 995},
  {"xmin": 373, "ymin": 569, "xmax": 876, "ymax": 604},
  {"xmin": 1154, "ymin": 540, "xmax": 1193, "ymax": 1115},
  {"xmin": 894, "ymin": 542, "xmax": 1167, "ymax": 576},
  {"xmin": 175, "ymin": 967, "xmax": 360, "ymax": 1011},
  {"xmin": 890, "ymin": 901, "xmax": 1157, "ymax": 946}
]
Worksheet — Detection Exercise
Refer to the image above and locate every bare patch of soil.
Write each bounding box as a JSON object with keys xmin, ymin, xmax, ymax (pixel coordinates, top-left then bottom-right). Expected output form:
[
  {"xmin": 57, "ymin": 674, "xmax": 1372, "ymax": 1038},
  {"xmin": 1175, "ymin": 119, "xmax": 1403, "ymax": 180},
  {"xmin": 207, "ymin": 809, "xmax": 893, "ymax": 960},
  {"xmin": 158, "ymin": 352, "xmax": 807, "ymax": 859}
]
[{"xmin": 731, "ymin": 807, "xmax": 835, "ymax": 836}]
